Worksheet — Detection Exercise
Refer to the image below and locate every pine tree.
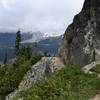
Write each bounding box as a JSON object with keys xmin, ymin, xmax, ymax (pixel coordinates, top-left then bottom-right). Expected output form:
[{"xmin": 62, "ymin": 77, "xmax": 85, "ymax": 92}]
[{"xmin": 15, "ymin": 30, "xmax": 21, "ymax": 56}]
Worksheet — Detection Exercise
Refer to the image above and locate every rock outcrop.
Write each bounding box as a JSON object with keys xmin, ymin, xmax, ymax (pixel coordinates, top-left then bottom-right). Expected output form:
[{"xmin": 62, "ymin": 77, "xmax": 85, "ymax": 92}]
[
  {"xmin": 59, "ymin": 0, "xmax": 100, "ymax": 66},
  {"xmin": 6, "ymin": 57, "xmax": 64, "ymax": 100}
]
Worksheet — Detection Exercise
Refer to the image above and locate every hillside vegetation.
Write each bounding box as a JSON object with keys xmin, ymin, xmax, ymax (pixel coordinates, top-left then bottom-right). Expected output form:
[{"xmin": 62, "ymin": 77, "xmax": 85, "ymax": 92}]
[
  {"xmin": 14, "ymin": 65, "xmax": 100, "ymax": 100},
  {"xmin": 0, "ymin": 47, "xmax": 42, "ymax": 100}
]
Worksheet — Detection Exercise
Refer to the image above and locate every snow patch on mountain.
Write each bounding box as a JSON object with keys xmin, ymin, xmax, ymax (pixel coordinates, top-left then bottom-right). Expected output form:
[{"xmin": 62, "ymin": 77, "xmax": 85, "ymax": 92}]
[
  {"xmin": 22, "ymin": 31, "xmax": 63, "ymax": 43},
  {"xmin": 44, "ymin": 32, "xmax": 63, "ymax": 37},
  {"xmin": 22, "ymin": 31, "xmax": 45, "ymax": 43}
]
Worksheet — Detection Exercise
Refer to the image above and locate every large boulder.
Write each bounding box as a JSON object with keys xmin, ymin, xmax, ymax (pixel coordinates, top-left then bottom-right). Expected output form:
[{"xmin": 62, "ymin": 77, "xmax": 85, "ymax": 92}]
[{"xmin": 59, "ymin": 0, "xmax": 100, "ymax": 66}]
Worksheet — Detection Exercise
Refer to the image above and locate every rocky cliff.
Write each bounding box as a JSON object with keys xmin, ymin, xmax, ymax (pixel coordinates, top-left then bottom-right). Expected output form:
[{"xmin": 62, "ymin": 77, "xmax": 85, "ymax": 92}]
[{"xmin": 59, "ymin": 0, "xmax": 100, "ymax": 66}]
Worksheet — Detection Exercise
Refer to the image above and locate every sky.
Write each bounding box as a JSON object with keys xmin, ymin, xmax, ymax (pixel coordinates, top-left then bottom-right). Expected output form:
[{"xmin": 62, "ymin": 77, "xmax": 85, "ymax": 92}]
[{"xmin": 0, "ymin": 0, "xmax": 84, "ymax": 34}]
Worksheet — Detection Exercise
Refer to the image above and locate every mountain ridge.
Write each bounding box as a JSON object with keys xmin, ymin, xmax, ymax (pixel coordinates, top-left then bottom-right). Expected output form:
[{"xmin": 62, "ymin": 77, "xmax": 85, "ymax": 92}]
[{"xmin": 59, "ymin": 0, "xmax": 100, "ymax": 66}]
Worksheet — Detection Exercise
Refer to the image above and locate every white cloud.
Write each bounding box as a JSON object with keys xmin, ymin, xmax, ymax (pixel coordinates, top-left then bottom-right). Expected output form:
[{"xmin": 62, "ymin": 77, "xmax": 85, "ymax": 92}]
[
  {"xmin": 0, "ymin": 0, "xmax": 85, "ymax": 34},
  {"xmin": 1, "ymin": 0, "xmax": 9, "ymax": 9}
]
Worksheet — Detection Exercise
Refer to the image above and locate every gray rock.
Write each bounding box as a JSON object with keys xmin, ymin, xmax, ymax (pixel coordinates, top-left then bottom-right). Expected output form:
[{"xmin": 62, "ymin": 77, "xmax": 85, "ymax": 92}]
[
  {"xmin": 6, "ymin": 57, "xmax": 64, "ymax": 100},
  {"xmin": 59, "ymin": 0, "xmax": 100, "ymax": 66}
]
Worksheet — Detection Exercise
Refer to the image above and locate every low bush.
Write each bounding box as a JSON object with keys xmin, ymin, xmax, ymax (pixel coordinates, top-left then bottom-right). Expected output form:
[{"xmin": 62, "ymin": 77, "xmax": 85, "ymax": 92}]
[
  {"xmin": 0, "ymin": 51, "xmax": 42, "ymax": 100},
  {"xmin": 14, "ymin": 65, "xmax": 100, "ymax": 100}
]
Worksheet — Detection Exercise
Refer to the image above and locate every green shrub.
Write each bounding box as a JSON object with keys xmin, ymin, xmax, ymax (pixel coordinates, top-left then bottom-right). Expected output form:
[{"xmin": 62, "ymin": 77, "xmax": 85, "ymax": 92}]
[
  {"xmin": 0, "ymin": 52, "xmax": 42, "ymax": 100},
  {"xmin": 30, "ymin": 53, "xmax": 42, "ymax": 65},
  {"xmin": 14, "ymin": 65, "xmax": 100, "ymax": 100}
]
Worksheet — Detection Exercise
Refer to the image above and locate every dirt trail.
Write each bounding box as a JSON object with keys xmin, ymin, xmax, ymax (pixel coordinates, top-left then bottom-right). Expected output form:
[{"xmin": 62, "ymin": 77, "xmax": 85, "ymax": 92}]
[
  {"xmin": 82, "ymin": 61, "xmax": 100, "ymax": 100},
  {"xmin": 50, "ymin": 57, "xmax": 65, "ymax": 69},
  {"xmin": 90, "ymin": 94, "xmax": 100, "ymax": 100},
  {"xmin": 82, "ymin": 61, "xmax": 100, "ymax": 73}
]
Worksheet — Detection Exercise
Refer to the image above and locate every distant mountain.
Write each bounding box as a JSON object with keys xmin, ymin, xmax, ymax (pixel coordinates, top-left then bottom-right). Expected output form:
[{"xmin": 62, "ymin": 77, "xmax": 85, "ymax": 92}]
[
  {"xmin": 22, "ymin": 35, "xmax": 63, "ymax": 55},
  {"xmin": 0, "ymin": 32, "xmax": 63, "ymax": 63},
  {"xmin": 22, "ymin": 35, "xmax": 63, "ymax": 54},
  {"xmin": 0, "ymin": 32, "xmax": 32, "ymax": 46},
  {"xmin": 0, "ymin": 47, "xmax": 14, "ymax": 63},
  {"xmin": 0, "ymin": 31, "xmax": 43, "ymax": 63},
  {"xmin": 37, "ymin": 35, "xmax": 63, "ymax": 54},
  {"xmin": 44, "ymin": 32, "xmax": 63, "ymax": 37},
  {"xmin": 22, "ymin": 31, "xmax": 44, "ymax": 43},
  {"xmin": 0, "ymin": 32, "xmax": 44, "ymax": 46}
]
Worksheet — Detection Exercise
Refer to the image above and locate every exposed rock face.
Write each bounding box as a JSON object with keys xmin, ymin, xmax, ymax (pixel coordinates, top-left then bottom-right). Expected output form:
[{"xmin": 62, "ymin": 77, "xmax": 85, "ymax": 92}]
[
  {"xmin": 59, "ymin": 0, "xmax": 100, "ymax": 66},
  {"xmin": 6, "ymin": 57, "xmax": 64, "ymax": 100}
]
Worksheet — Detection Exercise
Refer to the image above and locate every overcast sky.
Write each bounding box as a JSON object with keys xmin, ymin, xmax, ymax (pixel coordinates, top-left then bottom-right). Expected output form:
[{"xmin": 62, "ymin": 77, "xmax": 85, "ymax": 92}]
[{"xmin": 0, "ymin": 0, "xmax": 84, "ymax": 34}]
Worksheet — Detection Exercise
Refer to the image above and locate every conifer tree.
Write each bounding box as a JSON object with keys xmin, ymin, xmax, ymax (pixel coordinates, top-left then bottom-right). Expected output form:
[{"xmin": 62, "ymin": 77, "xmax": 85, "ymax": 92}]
[{"xmin": 15, "ymin": 30, "xmax": 21, "ymax": 56}]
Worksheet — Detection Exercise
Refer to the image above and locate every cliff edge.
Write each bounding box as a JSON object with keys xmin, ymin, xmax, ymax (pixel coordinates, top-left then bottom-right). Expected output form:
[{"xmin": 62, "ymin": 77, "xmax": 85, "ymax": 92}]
[{"xmin": 59, "ymin": 0, "xmax": 100, "ymax": 66}]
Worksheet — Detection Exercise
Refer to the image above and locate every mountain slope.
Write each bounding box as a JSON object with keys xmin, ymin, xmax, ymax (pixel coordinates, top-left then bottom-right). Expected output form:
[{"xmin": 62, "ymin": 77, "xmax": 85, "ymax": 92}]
[
  {"xmin": 37, "ymin": 35, "xmax": 63, "ymax": 54},
  {"xmin": 59, "ymin": 0, "xmax": 100, "ymax": 66},
  {"xmin": 6, "ymin": 57, "xmax": 65, "ymax": 100},
  {"xmin": 0, "ymin": 32, "xmax": 43, "ymax": 46},
  {"xmin": 22, "ymin": 31, "xmax": 44, "ymax": 43},
  {"xmin": 8, "ymin": 65, "xmax": 100, "ymax": 100},
  {"xmin": 0, "ymin": 34, "xmax": 62, "ymax": 63}
]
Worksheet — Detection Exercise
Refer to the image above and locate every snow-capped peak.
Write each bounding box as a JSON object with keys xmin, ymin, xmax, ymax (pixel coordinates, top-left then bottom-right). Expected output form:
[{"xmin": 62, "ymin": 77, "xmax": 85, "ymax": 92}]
[
  {"xmin": 22, "ymin": 31, "xmax": 45, "ymax": 43},
  {"xmin": 22, "ymin": 31, "xmax": 63, "ymax": 43},
  {"xmin": 44, "ymin": 32, "xmax": 63, "ymax": 38}
]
